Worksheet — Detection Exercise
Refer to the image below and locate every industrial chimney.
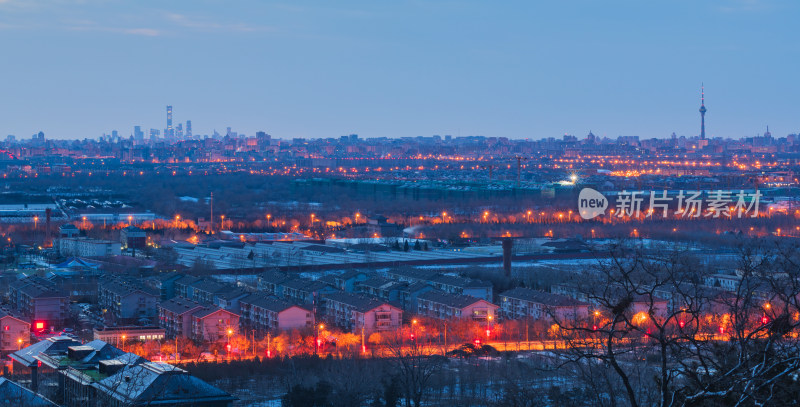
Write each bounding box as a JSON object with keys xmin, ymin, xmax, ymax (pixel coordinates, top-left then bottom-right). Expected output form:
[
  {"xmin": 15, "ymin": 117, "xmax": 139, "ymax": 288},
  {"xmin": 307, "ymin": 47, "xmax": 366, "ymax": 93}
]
[
  {"xmin": 502, "ymin": 238, "xmax": 513, "ymax": 277},
  {"xmin": 45, "ymin": 208, "xmax": 52, "ymax": 246}
]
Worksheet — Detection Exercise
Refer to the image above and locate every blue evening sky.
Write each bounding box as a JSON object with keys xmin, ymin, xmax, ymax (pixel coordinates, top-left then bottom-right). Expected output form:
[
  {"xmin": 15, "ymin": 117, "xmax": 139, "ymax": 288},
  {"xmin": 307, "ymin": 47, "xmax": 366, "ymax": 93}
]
[{"xmin": 1, "ymin": 0, "xmax": 798, "ymax": 140}]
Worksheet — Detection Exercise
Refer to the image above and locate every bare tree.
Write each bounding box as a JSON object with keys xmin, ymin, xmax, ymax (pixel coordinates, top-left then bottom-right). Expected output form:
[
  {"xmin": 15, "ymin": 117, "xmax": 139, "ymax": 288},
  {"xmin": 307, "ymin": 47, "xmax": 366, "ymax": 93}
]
[
  {"xmin": 384, "ymin": 331, "xmax": 448, "ymax": 407},
  {"xmin": 548, "ymin": 240, "xmax": 800, "ymax": 407}
]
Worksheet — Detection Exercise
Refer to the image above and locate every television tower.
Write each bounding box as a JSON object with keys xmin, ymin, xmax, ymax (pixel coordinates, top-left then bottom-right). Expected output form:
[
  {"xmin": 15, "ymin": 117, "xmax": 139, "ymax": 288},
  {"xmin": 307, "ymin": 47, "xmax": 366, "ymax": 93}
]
[{"xmin": 699, "ymin": 84, "xmax": 706, "ymax": 139}]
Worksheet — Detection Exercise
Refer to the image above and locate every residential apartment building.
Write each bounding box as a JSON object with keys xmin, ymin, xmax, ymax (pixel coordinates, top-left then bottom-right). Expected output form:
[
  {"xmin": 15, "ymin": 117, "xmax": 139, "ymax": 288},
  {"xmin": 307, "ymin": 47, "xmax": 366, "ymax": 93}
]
[
  {"xmin": 190, "ymin": 308, "xmax": 240, "ymax": 342},
  {"xmin": 239, "ymin": 294, "xmax": 313, "ymax": 332},
  {"xmin": 97, "ymin": 278, "xmax": 158, "ymax": 323},
  {"xmin": 385, "ymin": 269, "xmax": 493, "ymax": 301},
  {"xmin": 119, "ymin": 225, "xmax": 147, "ymax": 249},
  {"xmin": 158, "ymin": 297, "xmax": 240, "ymax": 342},
  {"xmin": 498, "ymin": 287, "xmax": 589, "ymax": 321},
  {"xmin": 281, "ymin": 278, "xmax": 334, "ymax": 305},
  {"xmin": 321, "ymin": 291, "xmax": 402, "ymax": 333},
  {"xmin": 8, "ymin": 277, "xmax": 68, "ymax": 330},
  {"xmin": 416, "ymin": 290, "xmax": 498, "ymax": 321},
  {"xmin": 0, "ymin": 311, "xmax": 31, "ymax": 353},
  {"xmin": 57, "ymin": 237, "xmax": 121, "ymax": 257},
  {"xmin": 157, "ymin": 297, "xmax": 205, "ymax": 338}
]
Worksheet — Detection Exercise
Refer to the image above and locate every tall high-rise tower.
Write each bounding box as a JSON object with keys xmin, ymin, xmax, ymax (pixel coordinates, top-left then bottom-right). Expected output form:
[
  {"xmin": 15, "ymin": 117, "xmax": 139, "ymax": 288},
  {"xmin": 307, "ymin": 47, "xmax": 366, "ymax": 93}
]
[
  {"xmin": 186, "ymin": 120, "xmax": 192, "ymax": 139},
  {"xmin": 699, "ymin": 84, "xmax": 706, "ymax": 140},
  {"xmin": 166, "ymin": 105, "xmax": 173, "ymax": 139}
]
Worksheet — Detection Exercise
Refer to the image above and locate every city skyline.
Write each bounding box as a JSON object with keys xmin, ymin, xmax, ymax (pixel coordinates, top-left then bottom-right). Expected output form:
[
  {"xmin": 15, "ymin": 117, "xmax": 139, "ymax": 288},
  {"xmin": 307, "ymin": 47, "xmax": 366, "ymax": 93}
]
[{"xmin": 1, "ymin": 0, "xmax": 799, "ymax": 140}]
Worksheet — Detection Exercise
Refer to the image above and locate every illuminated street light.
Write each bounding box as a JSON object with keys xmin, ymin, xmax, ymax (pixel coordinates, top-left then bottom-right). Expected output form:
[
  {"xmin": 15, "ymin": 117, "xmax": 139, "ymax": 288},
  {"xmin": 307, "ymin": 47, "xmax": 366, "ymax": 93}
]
[
  {"xmin": 227, "ymin": 328, "xmax": 234, "ymax": 361},
  {"xmin": 315, "ymin": 324, "xmax": 324, "ymax": 355}
]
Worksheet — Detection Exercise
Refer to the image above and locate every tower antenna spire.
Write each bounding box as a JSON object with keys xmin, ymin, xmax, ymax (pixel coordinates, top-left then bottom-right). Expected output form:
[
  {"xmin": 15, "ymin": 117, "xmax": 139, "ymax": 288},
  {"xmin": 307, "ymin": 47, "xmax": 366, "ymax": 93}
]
[{"xmin": 699, "ymin": 83, "xmax": 707, "ymax": 140}]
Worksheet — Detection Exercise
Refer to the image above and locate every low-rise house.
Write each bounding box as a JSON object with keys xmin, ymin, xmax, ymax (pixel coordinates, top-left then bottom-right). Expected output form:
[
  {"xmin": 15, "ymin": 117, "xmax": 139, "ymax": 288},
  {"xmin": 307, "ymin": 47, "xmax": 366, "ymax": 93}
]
[
  {"xmin": 416, "ymin": 290, "xmax": 498, "ymax": 321},
  {"xmin": 9, "ymin": 336, "xmax": 83, "ymax": 392},
  {"xmin": 0, "ymin": 311, "xmax": 31, "ymax": 354},
  {"xmin": 239, "ymin": 293, "xmax": 313, "ymax": 332},
  {"xmin": 92, "ymin": 361, "xmax": 236, "ymax": 406},
  {"xmin": 12, "ymin": 338, "xmax": 235, "ymax": 407},
  {"xmin": 499, "ymin": 287, "xmax": 589, "ymax": 321},
  {"xmin": 703, "ymin": 273, "xmax": 742, "ymax": 292},
  {"xmin": 321, "ymin": 291, "xmax": 402, "ymax": 333}
]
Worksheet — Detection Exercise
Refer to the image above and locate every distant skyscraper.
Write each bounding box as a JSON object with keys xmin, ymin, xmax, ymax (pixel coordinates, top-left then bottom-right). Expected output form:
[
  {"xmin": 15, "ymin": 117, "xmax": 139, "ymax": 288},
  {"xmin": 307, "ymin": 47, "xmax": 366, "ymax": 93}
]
[
  {"xmin": 150, "ymin": 128, "xmax": 160, "ymax": 141},
  {"xmin": 111, "ymin": 130, "xmax": 119, "ymax": 140},
  {"xmin": 176, "ymin": 123, "xmax": 183, "ymax": 139},
  {"xmin": 134, "ymin": 126, "xmax": 144, "ymax": 142},
  {"xmin": 699, "ymin": 84, "xmax": 706, "ymax": 140},
  {"xmin": 186, "ymin": 120, "xmax": 192, "ymax": 139},
  {"xmin": 166, "ymin": 105, "xmax": 174, "ymax": 139}
]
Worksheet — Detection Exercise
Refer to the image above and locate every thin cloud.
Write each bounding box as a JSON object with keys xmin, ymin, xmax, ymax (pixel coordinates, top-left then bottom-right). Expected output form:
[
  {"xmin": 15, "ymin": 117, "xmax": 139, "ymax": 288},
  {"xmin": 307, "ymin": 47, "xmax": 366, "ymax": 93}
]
[
  {"xmin": 67, "ymin": 22, "xmax": 162, "ymax": 37},
  {"xmin": 120, "ymin": 27, "xmax": 160, "ymax": 37},
  {"xmin": 165, "ymin": 12, "xmax": 273, "ymax": 33}
]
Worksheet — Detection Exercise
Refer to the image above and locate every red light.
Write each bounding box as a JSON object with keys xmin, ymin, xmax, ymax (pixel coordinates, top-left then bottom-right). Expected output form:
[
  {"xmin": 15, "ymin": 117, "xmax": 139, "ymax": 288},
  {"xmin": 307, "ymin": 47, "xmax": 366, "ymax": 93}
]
[
  {"xmin": 3, "ymin": 326, "xmax": 8, "ymax": 331},
  {"xmin": 679, "ymin": 321, "xmax": 685, "ymax": 328},
  {"xmin": 762, "ymin": 316, "xmax": 769, "ymax": 324},
  {"xmin": 592, "ymin": 325, "xmax": 597, "ymax": 331},
  {"xmin": 410, "ymin": 334, "xmax": 415, "ymax": 340},
  {"xmin": 35, "ymin": 322, "xmax": 44, "ymax": 330},
  {"xmin": 719, "ymin": 327, "xmax": 725, "ymax": 334},
  {"xmin": 266, "ymin": 350, "xmax": 271, "ymax": 358},
  {"xmin": 485, "ymin": 329, "xmax": 491, "ymax": 337},
  {"xmin": 38, "ymin": 360, "xmax": 42, "ymax": 367},
  {"xmin": 474, "ymin": 339, "xmax": 481, "ymax": 346}
]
